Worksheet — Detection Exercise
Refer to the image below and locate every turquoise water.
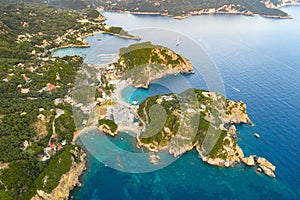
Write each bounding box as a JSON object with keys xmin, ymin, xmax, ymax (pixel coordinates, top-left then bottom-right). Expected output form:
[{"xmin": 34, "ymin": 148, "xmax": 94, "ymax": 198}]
[{"xmin": 53, "ymin": 6, "xmax": 300, "ymax": 200}]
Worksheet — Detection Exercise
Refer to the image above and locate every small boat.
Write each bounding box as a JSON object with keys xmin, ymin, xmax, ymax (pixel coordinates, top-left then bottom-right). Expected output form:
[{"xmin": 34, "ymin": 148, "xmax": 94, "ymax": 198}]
[
  {"xmin": 97, "ymin": 38, "xmax": 102, "ymax": 41},
  {"xmin": 254, "ymin": 133, "xmax": 260, "ymax": 138},
  {"xmin": 176, "ymin": 36, "xmax": 180, "ymax": 46},
  {"xmin": 132, "ymin": 100, "xmax": 139, "ymax": 105}
]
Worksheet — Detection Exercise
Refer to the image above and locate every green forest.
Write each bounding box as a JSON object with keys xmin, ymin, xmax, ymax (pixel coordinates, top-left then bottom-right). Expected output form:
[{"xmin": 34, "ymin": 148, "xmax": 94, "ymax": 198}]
[{"xmin": 0, "ymin": 2, "xmax": 103, "ymax": 199}]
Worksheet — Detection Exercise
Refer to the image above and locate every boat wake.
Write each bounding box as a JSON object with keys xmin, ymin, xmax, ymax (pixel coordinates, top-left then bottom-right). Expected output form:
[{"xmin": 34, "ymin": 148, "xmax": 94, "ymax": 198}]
[
  {"xmin": 232, "ymin": 86, "xmax": 240, "ymax": 92},
  {"xmin": 225, "ymin": 83, "xmax": 241, "ymax": 92}
]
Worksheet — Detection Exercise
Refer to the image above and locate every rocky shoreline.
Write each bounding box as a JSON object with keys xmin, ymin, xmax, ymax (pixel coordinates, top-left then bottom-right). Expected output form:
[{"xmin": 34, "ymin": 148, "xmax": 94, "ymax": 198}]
[
  {"xmin": 51, "ymin": 44, "xmax": 90, "ymax": 52},
  {"xmin": 58, "ymin": 39, "xmax": 276, "ymax": 199},
  {"xmin": 133, "ymin": 90, "xmax": 276, "ymax": 178},
  {"xmin": 99, "ymin": 124, "xmax": 119, "ymax": 136},
  {"xmin": 108, "ymin": 4, "xmax": 293, "ymax": 20},
  {"xmin": 103, "ymin": 31, "xmax": 141, "ymax": 41},
  {"xmin": 95, "ymin": 54, "xmax": 277, "ymax": 178},
  {"xmin": 31, "ymin": 148, "xmax": 87, "ymax": 200}
]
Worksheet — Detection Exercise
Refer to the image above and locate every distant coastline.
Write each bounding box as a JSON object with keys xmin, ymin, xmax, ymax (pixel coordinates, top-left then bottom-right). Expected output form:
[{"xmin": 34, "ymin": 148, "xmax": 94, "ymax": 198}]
[{"xmin": 102, "ymin": 7, "xmax": 294, "ymax": 20}]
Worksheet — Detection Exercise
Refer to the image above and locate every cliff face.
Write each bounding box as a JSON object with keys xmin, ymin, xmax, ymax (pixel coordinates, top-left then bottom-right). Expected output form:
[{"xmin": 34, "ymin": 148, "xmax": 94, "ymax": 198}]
[
  {"xmin": 99, "ymin": 124, "xmax": 118, "ymax": 136},
  {"xmin": 198, "ymin": 133, "xmax": 244, "ymax": 167},
  {"xmin": 31, "ymin": 149, "xmax": 86, "ymax": 200},
  {"xmin": 224, "ymin": 100, "xmax": 252, "ymax": 125}
]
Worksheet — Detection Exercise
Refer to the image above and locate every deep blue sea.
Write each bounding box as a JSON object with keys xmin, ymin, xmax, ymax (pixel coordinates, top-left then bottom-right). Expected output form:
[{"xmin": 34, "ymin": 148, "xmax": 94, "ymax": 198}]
[{"xmin": 53, "ymin": 6, "xmax": 300, "ymax": 200}]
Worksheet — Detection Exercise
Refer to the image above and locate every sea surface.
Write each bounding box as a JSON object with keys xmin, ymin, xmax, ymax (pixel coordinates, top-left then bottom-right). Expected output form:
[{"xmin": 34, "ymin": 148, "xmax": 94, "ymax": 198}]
[{"xmin": 53, "ymin": 6, "xmax": 300, "ymax": 199}]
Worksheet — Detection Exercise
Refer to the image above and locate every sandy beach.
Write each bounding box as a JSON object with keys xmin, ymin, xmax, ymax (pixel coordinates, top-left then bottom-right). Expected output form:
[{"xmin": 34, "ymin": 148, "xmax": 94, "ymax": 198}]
[
  {"xmin": 111, "ymin": 79, "xmax": 132, "ymax": 107},
  {"xmin": 73, "ymin": 125, "xmax": 100, "ymax": 142},
  {"xmin": 73, "ymin": 79, "xmax": 142, "ymax": 141}
]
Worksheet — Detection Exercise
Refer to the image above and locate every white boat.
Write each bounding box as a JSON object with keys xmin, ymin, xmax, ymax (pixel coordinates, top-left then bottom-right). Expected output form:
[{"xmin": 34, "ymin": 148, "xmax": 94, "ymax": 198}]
[
  {"xmin": 132, "ymin": 100, "xmax": 139, "ymax": 105},
  {"xmin": 176, "ymin": 36, "xmax": 180, "ymax": 46},
  {"xmin": 232, "ymin": 87, "xmax": 241, "ymax": 92},
  {"xmin": 254, "ymin": 133, "xmax": 260, "ymax": 138}
]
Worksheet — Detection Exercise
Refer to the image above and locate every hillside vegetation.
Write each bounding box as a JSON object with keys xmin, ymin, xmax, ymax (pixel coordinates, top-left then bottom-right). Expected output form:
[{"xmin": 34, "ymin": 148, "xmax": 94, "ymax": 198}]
[
  {"xmin": 93, "ymin": 0, "xmax": 289, "ymax": 17},
  {"xmin": 115, "ymin": 42, "xmax": 193, "ymax": 88},
  {"xmin": 0, "ymin": 2, "xmax": 103, "ymax": 199},
  {"xmin": 137, "ymin": 88, "xmax": 245, "ymax": 161}
]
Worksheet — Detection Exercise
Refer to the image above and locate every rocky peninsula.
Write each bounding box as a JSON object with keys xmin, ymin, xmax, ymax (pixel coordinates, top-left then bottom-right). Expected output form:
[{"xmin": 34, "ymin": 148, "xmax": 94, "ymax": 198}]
[
  {"xmin": 115, "ymin": 41, "xmax": 194, "ymax": 88},
  {"xmin": 136, "ymin": 91, "xmax": 275, "ymax": 177},
  {"xmin": 103, "ymin": 25, "xmax": 141, "ymax": 40},
  {"xmin": 91, "ymin": 42, "xmax": 276, "ymax": 178},
  {"xmin": 31, "ymin": 147, "xmax": 87, "ymax": 200}
]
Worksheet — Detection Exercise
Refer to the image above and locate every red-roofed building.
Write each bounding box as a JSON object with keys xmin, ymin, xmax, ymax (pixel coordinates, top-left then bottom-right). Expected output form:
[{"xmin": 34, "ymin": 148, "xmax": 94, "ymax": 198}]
[
  {"xmin": 44, "ymin": 83, "xmax": 56, "ymax": 91},
  {"xmin": 47, "ymin": 84, "xmax": 55, "ymax": 91},
  {"xmin": 50, "ymin": 142, "xmax": 55, "ymax": 149},
  {"xmin": 21, "ymin": 74, "xmax": 30, "ymax": 82},
  {"xmin": 26, "ymin": 67, "xmax": 34, "ymax": 72}
]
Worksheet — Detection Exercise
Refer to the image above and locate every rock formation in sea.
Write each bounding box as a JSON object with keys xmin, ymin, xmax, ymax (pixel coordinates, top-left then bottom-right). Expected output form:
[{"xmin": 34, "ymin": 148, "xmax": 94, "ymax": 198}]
[{"xmin": 257, "ymin": 157, "xmax": 276, "ymax": 178}]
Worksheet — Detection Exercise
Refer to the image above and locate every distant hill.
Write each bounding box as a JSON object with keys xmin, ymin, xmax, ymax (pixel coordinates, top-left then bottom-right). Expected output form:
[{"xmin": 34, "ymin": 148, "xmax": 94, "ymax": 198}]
[
  {"xmin": 0, "ymin": 0, "xmax": 88, "ymax": 10},
  {"xmin": 91, "ymin": 0, "xmax": 294, "ymax": 18},
  {"xmin": 0, "ymin": 0, "xmax": 294, "ymax": 17},
  {"xmin": 48, "ymin": 0, "xmax": 88, "ymax": 10}
]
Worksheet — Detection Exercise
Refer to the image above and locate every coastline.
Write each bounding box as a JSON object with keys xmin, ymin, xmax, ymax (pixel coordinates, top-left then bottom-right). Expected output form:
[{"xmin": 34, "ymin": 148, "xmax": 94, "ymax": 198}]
[
  {"xmin": 61, "ymin": 20, "xmax": 281, "ymax": 197},
  {"xmin": 50, "ymin": 44, "xmax": 90, "ymax": 52},
  {"xmin": 103, "ymin": 7, "xmax": 294, "ymax": 20},
  {"xmin": 278, "ymin": 2, "xmax": 300, "ymax": 8},
  {"xmin": 103, "ymin": 31, "xmax": 141, "ymax": 41},
  {"xmin": 32, "ymin": 147, "xmax": 87, "ymax": 200},
  {"xmin": 30, "ymin": 6, "xmax": 300, "ymax": 199},
  {"xmin": 73, "ymin": 125, "xmax": 100, "ymax": 143},
  {"xmin": 110, "ymin": 80, "xmax": 132, "ymax": 107},
  {"xmin": 51, "ymin": 29, "xmax": 140, "ymax": 54},
  {"xmin": 50, "ymin": 30, "xmax": 104, "ymax": 53}
]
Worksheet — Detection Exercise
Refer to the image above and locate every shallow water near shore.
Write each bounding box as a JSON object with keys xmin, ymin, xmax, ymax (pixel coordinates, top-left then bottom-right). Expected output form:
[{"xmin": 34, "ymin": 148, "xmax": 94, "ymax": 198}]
[{"xmin": 54, "ymin": 6, "xmax": 300, "ymax": 200}]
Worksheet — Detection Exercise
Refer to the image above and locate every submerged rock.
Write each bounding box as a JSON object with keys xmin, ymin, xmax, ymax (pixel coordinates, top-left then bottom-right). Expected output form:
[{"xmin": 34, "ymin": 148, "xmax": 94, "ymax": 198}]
[{"xmin": 256, "ymin": 167, "xmax": 262, "ymax": 173}]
